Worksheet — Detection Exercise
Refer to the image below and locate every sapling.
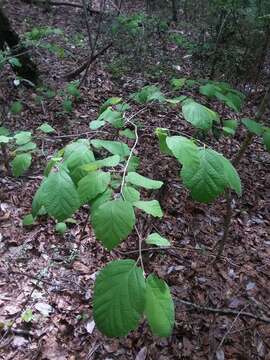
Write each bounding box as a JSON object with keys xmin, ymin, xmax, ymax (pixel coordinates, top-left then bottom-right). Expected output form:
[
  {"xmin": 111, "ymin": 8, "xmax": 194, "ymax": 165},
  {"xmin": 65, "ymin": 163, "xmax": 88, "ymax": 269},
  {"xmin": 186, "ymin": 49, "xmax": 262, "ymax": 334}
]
[
  {"xmin": 0, "ymin": 122, "xmax": 56, "ymax": 177},
  {"xmin": 31, "ymin": 94, "xmax": 175, "ymax": 338},
  {"xmin": 29, "ymin": 82, "xmax": 267, "ymax": 338}
]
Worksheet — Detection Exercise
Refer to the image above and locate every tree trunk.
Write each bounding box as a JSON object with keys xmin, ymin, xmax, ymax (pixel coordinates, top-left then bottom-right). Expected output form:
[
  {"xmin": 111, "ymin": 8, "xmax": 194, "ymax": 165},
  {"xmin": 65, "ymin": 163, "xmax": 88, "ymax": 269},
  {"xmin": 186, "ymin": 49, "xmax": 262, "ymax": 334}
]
[
  {"xmin": 171, "ymin": 0, "xmax": 177, "ymax": 21},
  {"xmin": 0, "ymin": 6, "xmax": 38, "ymax": 84}
]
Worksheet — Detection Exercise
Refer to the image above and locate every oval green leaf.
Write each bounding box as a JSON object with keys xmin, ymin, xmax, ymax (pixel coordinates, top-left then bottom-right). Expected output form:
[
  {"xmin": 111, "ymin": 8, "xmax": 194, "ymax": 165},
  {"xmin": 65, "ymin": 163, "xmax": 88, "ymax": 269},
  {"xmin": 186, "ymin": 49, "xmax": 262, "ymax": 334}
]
[
  {"xmin": 91, "ymin": 199, "xmax": 135, "ymax": 250},
  {"xmin": 145, "ymin": 274, "xmax": 174, "ymax": 337},
  {"xmin": 93, "ymin": 259, "xmax": 146, "ymax": 337}
]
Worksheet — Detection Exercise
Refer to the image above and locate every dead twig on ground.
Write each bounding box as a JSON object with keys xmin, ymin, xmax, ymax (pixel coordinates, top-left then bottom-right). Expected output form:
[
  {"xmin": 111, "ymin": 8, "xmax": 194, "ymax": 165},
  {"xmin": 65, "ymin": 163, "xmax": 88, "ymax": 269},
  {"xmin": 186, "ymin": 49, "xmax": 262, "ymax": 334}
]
[{"xmin": 175, "ymin": 299, "xmax": 270, "ymax": 324}]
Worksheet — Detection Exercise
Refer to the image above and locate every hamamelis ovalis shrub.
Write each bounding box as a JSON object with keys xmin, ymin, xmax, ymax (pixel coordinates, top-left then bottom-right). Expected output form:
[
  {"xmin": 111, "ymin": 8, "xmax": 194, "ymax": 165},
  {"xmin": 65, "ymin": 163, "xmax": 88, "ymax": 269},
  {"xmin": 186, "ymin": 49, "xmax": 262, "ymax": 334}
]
[{"xmin": 29, "ymin": 80, "xmax": 270, "ymax": 338}]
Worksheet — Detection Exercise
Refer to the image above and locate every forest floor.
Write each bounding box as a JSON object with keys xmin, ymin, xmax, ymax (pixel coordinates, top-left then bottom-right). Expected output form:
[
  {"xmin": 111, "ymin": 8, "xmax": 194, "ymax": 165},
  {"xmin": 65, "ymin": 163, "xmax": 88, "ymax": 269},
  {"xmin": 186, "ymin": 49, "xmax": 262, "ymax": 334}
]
[{"xmin": 1, "ymin": 1, "xmax": 270, "ymax": 359}]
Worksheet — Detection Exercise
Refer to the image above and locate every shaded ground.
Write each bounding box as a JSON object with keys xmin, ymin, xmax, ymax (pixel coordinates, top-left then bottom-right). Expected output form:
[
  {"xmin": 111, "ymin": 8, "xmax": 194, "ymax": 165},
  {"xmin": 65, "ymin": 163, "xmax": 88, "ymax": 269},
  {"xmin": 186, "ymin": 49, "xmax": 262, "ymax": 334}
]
[{"xmin": 1, "ymin": 1, "xmax": 270, "ymax": 359}]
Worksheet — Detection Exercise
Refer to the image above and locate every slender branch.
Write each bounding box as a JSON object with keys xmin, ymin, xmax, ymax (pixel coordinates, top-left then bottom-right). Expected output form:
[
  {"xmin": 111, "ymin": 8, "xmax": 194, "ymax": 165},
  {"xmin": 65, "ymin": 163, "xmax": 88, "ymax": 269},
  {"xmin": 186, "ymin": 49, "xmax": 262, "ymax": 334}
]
[
  {"xmin": 82, "ymin": 0, "xmax": 94, "ymax": 54},
  {"xmin": 217, "ymin": 305, "xmax": 249, "ymax": 350},
  {"xmin": 216, "ymin": 190, "xmax": 232, "ymax": 258},
  {"xmin": 175, "ymin": 299, "xmax": 270, "ymax": 324},
  {"xmin": 65, "ymin": 42, "xmax": 112, "ymax": 80},
  {"xmin": 135, "ymin": 225, "xmax": 145, "ymax": 274},
  {"xmin": 79, "ymin": 0, "xmax": 107, "ymax": 85},
  {"xmin": 120, "ymin": 121, "xmax": 139, "ymax": 196},
  {"xmin": 119, "ymin": 113, "xmax": 147, "ymax": 273},
  {"xmin": 25, "ymin": 0, "xmax": 102, "ymax": 14},
  {"xmin": 0, "ymin": 144, "xmax": 10, "ymax": 175},
  {"xmin": 216, "ymin": 86, "xmax": 270, "ymax": 259},
  {"xmin": 46, "ymin": 1, "xmax": 84, "ymax": 8}
]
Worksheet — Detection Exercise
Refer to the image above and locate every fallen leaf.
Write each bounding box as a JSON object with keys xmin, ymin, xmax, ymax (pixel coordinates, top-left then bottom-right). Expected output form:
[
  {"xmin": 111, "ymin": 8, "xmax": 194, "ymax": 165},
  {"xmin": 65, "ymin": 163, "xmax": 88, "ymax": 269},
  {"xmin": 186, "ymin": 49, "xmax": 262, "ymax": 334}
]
[
  {"xmin": 35, "ymin": 302, "xmax": 53, "ymax": 317},
  {"xmin": 216, "ymin": 349, "xmax": 225, "ymax": 360},
  {"xmin": 135, "ymin": 346, "xmax": 147, "ymax": 360},
  {"xmin": 85, "ymin": 320, "xmax": 95, "ymax": 334},
  {"xmin": 13, "ymin": 336, "xmax": 28, "ymax": 347}
]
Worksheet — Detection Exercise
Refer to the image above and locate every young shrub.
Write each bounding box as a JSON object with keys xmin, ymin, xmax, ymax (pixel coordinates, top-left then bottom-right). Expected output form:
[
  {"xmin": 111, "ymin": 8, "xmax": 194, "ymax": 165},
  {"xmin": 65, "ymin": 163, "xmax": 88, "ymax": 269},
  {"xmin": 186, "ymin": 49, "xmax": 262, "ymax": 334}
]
[{"xmin": 31, "ymin": 97, "xmax": 175, "ymax": 338}]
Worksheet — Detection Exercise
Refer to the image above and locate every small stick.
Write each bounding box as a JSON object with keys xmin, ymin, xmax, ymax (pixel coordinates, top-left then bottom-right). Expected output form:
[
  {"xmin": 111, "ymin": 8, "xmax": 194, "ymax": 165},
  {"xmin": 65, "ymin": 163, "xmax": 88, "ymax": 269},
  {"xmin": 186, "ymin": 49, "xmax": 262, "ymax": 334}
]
[
  {"xmin": 217, "ymin": 305, "xmax": 249, "ymax": 350},
  {"xmin": 175, "ymin": 299, "xmax": 270, "ymax": 324}
]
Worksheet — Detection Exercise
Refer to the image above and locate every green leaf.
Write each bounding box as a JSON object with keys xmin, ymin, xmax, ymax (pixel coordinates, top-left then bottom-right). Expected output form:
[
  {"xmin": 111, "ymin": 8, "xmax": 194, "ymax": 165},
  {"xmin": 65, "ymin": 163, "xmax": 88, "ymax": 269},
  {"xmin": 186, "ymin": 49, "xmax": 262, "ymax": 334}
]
[
  {"xmin": 32, "ymin": 181, "xmax": 46, "ymax": 217},
  {"xmin": 89, "ymin": 120, "xmax": 106, "ymax": 130},
  {"xmin": 145, "ymin": 275, "xmax": 174, "ymax": 337},
  {"xmin": 241, "ymin": 118, "xmax": 263, "ymax": 136},
  {"xmin": 200, "ymin": 83, "xmax": 244, "ymax": 111},
  {"xmin": 14, "ymin": 131, "xmax": 32, "ymax": 145},
  {"xmin": 64, "ymin": 142, "xmax": 95, "ymax": 183},
  {"xmin": 16, "ymin": 141, "xmax": 37, "ymax": 152},
  {"xmin": 91, "ymin": 139, "xmax": 130, "ymax": 158},
  {"xmin": 146, "ymin": 233, "xmax": 170, "ymax": 247},
  {"xmin": 199, "ymin": 83, "xmax": 218, "ymax": 98},
  {"xmin": 55, "ymin": 222, "xmax": 67, "ymax": 234},
  {"xmin": 92, "ymin": 199, "xmax": 135, "ymax": 250},
  {"xmin": 122, "ymin": 186, "xmax": 140, "ymax": 203},
  {"xmin": 78, "ymin": 171, "xmax": 111, "ymax": 204},
  {"xmin": 21, "ymin": 309, "xmax": 33, "ymax": 323},
  {"xmin": 219, "ymin": 155, "xmax": 242, "ymax": 196},
  {"xmin": 166, "ymin": 136, "xmax": 198, "ymax": 166},
  {"xmin": 182, "ymin": 101, "xmax": 218, "ymax": 130},
  {"xmin": 65, "ymin": 218, "xmax": 77, "ymax": 224},
  {"xmin": 263, "ymin": 129, "xmax": 270, "ymax": 151},
  {"xmin": 126, "ymin": 172, "xmax": 163, "ymax": 189},
  {"xmin": 0, "ymin": 135, "xmax": 10, "ymax": 144},
  {"xmin": 96, "ymin": 154, "xmax": 121, "ymax": 167},
  {"xmin": 127, "ymin": 155, "xmax": 140, "ymax": 172},
  {"xmin": 222, "ymin": 127, "xmax": 234, "ymax": 136},
  {"xmin": 215, "ymin": 92, "xmax": 242, "ymax": 112},
  {"xmin": 63, "ymin": 98, "xmax": 73, "ymax": 113},
  {"xmin": 134, "ymin": 200, "xmax": 163, "ymax": 218},
  {"xmin": 155, "ymin": 128, "xmax": 173, "ymax": 156},
  {"xmin": 222, "ymin": 120, "xmax": 238, "ymax": 136},
  {"xmin": 11, "ymin": 153, "xmax": 32, "ymax": 177},
  {"xmin": 66, "ymin": 82, "xmax": 80, "ymax": 98},
  {"xmin": 131, "ymin": 85, "xmax": 165, "ymax": 104},
  {"xmin": 181, "ymin": 148, "xmax": 227, "ymax": 203},
  {"xmin": 9, "ymin": 57, "xmax": 22, "ymax": 67},
  {"xmin": 41, "ymin": 169, "xmax": 80, "ymax": 221},
  {"xmin": 97, "ymin": 107, "xmax": 124, "ymax": 128},
  {"xmin": 80, "ymin": 154, "xmax": 121, "ymax": 172},
  {"xmin": 119, "ymin": 129, "xmax": 136, "ymax": 140},
  {"xmin": 22, "ymin": 214, "xmax": 34, "ymax": 226},
  {"xmin": 44, "ymin": 155, "xmax": 63, "ymax": 177},
  {"xmin": 100, "ymin": 97, "xmax": 122, "ymax": 114},
  {"xmin": 110, "ymin": 177, "xmax": 122, "ymax": 189},
  {"xmin": 90, "ymin": 188, "xmax": 113, "ymax": 212},
  {"xmin": 170, "ymin": 78, "xmax": 186, "ymax": 90},
  {"xmin": 0, "ymin": 127, "xmax": 10, "ymax": 136},
  {"xmin": 10, "ymin": 101, "xmax": 23, "ymax": 114},
  {"xmin": 165, "ymin": 96, "xmax": 187, "ymax": 105},
  {"xmin": 38, "ymin": 122, "xmax": 56, "ymax": 134},
  {"xmin": 93, "ymin": 259, "xmax": 146, "ymax": 337},
  {"xmin": 115, "ymin": 102, "xmax": 130, "ymax": 112}
]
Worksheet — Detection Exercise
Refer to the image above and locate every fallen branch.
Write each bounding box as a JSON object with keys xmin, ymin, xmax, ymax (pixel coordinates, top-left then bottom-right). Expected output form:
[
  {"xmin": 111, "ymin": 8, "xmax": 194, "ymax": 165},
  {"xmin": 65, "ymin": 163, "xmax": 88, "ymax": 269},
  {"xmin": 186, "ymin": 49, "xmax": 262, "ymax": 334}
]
[
  {"xmin": 21, "ymin": 0, "xmax": 102, "ymax": 14},
  {"xmin": 65, "ymin": 42, "xmax": 113, "ymax": 80},
  {"xmin": 175, "ymin": 299, "xmax": 270, "ymax": 324}
]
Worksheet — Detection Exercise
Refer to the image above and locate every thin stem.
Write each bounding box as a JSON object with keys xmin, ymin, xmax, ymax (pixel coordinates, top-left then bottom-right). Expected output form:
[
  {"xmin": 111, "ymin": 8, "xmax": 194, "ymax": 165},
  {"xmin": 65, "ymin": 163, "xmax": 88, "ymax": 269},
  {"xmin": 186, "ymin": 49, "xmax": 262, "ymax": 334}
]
[
  {"xmin": 120, "ymin": 121, "xmax": 138, "ymax": 196},
  {"xmin": 135, "ymin": 225, "xmax": 145, "ymax": 275},
  {"xmin": 119, "ymin": 111, "xmax": 147, "ymax": 274},
  {"xmin": 1, "ymin": 143, "xmax": 10, "ymax": 175},
  {"xmin": 216, "ymin": 190, "xmax": 232, "ymax": 259},
  {"xmin": 82, "ymin": 0, "xmax": 94, "ymax": 54},
  {"xmin": 216, "ymin": 86, "xmax": 270, "ymax": 259}
]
